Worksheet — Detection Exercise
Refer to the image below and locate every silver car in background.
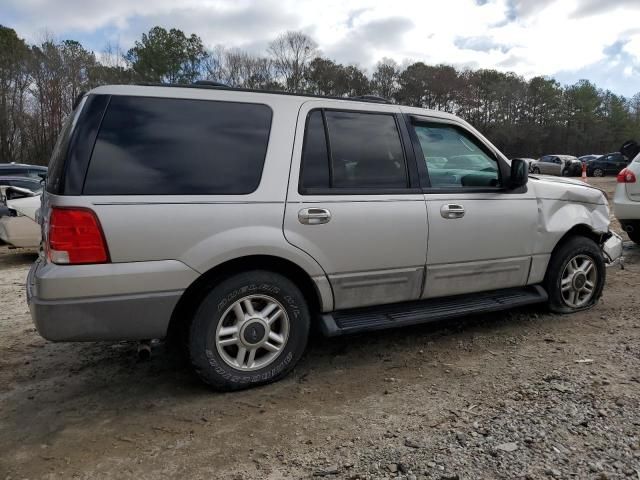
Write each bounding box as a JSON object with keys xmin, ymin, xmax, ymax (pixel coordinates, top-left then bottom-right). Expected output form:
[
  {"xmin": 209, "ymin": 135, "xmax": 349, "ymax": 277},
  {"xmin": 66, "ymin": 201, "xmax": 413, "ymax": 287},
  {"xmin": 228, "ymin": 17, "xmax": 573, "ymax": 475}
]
[{"xmin": 530, "ymin": 155, "xmax": 582, "ymax": 176}]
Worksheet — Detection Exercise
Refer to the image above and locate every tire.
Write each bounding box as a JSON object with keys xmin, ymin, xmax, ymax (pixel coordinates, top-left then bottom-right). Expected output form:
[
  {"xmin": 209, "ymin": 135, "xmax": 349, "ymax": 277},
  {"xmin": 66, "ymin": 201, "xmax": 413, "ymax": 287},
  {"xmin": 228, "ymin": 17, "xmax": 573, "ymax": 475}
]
[
  {"xmin": 628, "ymin": 229, "xmax": 640, "ymax": 245},
  {"xmin": 592, "ymin": 168, "xmax": 604, "ymax": 177},
  {"xmin": 544, "ymin": 236, "xmax": 605, "ymax": 313},
  {"xmin": 561, "ymin": 168, "xmax": 569, "ymax": 177},
  {"xmin": 532, "ymin": 167, "xmax": 540, "ymax": 174},
  {"xmin": 188, "ymin": 270, "xmax": 310, "ymax": 391}
]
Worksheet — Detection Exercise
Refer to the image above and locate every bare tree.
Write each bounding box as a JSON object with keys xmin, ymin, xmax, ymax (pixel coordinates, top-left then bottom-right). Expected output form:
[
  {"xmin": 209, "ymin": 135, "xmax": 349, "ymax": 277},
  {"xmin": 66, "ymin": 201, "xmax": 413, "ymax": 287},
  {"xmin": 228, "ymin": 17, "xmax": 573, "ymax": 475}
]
[
  {"xmin": 268, "ymin": 31, "xmax": 317, "ymax": 93},
  {"xmin": 372, "ymin": 58, "xmax": 399, "ymax": 100}
]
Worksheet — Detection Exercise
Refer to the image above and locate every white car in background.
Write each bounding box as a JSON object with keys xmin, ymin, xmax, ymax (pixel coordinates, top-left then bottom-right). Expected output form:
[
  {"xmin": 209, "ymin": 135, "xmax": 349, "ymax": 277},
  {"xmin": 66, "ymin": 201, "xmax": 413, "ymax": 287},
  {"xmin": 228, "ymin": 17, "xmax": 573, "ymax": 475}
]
[
  {"xmin": 613, "ymin": 141, "xmax": 640, "ymax": 245},
  {"xmin": 0, "ymin": 187, "xmax": 41, "ymax": 248}
]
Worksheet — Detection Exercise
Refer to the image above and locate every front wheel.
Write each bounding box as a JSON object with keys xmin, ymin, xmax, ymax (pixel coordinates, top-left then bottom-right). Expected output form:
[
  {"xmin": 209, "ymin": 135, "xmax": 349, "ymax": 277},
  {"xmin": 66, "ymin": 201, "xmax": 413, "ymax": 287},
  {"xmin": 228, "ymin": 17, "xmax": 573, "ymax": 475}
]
[
  {"xmin": 592, "ymin": 168, "xmax": 605, "ymax": 177},
  {"xmin": 544, "ymin": 236, "xmax": 605, "ymax": 313},
  {"xmin": 532, "ymin": 167, "xmax": 540, "ymax": 174},
  {"xmin": 188, "ymin": 270, "xmax": 310, "ymax": 391}
]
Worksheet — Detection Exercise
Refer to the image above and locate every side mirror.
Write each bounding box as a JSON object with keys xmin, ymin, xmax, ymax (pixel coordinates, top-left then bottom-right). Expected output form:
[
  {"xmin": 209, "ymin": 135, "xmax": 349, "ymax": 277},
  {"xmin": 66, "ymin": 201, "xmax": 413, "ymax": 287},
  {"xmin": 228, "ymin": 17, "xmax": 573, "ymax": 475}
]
[{"xmin": 509, "ymin": 158, "xmax": 528, "ymax": 189}]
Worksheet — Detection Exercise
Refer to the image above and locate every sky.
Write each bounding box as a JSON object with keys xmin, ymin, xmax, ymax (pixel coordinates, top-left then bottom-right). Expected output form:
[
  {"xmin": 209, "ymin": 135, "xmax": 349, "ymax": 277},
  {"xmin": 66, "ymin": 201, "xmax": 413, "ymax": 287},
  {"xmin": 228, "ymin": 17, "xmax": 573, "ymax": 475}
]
[{"xmin": 2, "ymin": 0, "xmax": 640, "ymax": 97}]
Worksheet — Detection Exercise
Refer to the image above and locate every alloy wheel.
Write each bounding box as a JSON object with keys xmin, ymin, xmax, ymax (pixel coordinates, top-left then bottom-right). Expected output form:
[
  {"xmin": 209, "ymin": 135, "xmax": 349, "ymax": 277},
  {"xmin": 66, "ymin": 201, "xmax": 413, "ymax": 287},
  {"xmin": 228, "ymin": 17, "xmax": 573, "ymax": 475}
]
[
  {"xmin": 560, "ymin": 254, "xmax": 598, "ymax": 308},
  {"xmin": 212, "ymin": 294, "xmax": 290, "ymax": 371}
]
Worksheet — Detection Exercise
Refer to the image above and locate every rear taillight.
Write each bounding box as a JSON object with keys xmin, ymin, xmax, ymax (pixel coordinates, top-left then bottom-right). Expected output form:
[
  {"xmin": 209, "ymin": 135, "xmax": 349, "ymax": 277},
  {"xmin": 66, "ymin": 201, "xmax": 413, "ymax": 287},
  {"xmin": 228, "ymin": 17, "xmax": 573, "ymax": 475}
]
[
  {"xmin": 617, "ymin": 168, "xmax": 637, "ymax": 183},
  {"xmin": 48, "ymin": 207, "xmax": 109, "ymax": 264}
]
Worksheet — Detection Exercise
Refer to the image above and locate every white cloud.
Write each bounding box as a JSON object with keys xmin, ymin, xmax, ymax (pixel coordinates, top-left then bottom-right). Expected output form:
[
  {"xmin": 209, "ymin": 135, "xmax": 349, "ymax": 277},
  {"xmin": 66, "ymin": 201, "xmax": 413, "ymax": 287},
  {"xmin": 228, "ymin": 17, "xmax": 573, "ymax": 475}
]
[{"xmin": 2, "ymin": 0, "xmax": 640, "ymax": 95}]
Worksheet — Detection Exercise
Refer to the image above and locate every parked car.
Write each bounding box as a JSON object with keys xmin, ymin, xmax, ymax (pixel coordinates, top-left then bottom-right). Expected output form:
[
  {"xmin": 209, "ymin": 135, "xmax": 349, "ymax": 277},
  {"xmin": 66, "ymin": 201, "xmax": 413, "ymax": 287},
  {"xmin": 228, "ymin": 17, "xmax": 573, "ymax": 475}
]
[
  {"xmin": 530, "ymin": 155, "xmax": 582, "ymax": 176},
  {"xmin": 586, "ymin": 152, "xmax": 629, "ymax": 177},
  {"xmin": 511, "ymin": 158, "xmax": 536, "ymax": 172},
  {"xmin": 0, "ymin": 163, "xmax": 47, "ymax": 179},
  {"xmin": 613, "ymin": 140, "xmax": 640, "ymax": 244},
  {"xmin": 27, "ymin": 85, "xmax": 623, "ymax": 391},
  {"xmin": 579, "ymin": 154, "xmax": 602, "ymax": 164},
  {"xmin": 0, "ymin": 187, "xmax": 41, "ymax": 248}
]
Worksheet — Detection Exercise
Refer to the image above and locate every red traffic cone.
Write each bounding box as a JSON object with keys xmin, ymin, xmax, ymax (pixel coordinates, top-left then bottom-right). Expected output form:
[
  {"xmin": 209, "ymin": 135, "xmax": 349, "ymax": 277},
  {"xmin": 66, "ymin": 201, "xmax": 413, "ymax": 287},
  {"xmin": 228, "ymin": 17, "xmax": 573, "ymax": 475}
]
[{"xmin": 581, "ymin": 162, "xmax": 587, "ymax": 183}]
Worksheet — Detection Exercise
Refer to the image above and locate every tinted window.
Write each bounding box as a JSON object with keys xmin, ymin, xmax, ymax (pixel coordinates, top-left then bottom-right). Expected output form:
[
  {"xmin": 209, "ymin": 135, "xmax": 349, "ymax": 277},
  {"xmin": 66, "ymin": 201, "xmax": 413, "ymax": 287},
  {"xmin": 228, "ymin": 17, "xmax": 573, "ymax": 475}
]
[
  {"xmin": 324, "ymin": 111, "xmax": 407, "ymax": 188},
  {"xmin": 84, "ymin": 96, "xmax": 272, "ymax": 195},
  {"xmin": 412, "ymin": 123, "xmax": 499, "ymax": 188},
  {"xmin": 47, "ymin": 96, "xmax": 87, "ymax": 193},
  {"xmin": 300, "ymin": 111, "xmax": 330, "ymax": 190}
]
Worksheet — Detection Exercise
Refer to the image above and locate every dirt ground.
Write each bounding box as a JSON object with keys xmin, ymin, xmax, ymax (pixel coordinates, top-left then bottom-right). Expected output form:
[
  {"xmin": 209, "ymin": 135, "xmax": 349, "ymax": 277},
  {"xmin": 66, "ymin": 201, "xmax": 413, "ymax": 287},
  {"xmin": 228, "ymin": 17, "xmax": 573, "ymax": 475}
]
[{"xmin": 1, "ymin": 177, "xmax": 639, "ymax": 480}]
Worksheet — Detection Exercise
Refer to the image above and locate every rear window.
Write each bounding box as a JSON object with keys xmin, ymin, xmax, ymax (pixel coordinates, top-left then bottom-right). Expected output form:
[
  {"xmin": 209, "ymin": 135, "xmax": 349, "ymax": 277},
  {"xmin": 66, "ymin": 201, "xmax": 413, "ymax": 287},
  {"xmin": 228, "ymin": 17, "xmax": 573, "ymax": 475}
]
[
  {"xmin": 83, "ymin": 96, "xmax": 272, "ymax": 195},
  {"xmin": 47, "ymin": 96, "xmax": 87, "ymax": 194}
]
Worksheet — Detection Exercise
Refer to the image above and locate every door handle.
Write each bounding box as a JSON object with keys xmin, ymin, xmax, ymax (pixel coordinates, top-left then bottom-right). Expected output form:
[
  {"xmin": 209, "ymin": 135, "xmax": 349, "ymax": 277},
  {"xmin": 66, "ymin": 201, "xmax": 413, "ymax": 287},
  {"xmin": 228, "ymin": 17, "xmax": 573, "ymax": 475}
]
[
  {"xmin": 440, "ymin": 204, "xmax": 465, "ymax": 219},
  {"xmin": 298, "ymin": 208, "xmax": 331, "ymax": 225}
]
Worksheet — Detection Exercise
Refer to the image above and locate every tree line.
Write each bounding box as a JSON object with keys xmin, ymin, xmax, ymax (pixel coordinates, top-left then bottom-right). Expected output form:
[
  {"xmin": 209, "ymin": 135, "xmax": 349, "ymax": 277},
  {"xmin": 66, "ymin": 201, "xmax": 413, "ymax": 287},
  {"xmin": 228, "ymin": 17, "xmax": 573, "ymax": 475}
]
[{"xmin": 1, "ymin": 24, "xmax": 639, "ymax": 166}]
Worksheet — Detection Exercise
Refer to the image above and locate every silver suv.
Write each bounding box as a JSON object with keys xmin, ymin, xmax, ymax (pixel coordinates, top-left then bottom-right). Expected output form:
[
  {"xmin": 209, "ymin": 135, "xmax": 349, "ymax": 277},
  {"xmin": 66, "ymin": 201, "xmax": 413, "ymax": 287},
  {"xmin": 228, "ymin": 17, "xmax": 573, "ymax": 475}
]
[{"xmin": 27, "ymin": 85, "xmax": 623, "ymax": 391}]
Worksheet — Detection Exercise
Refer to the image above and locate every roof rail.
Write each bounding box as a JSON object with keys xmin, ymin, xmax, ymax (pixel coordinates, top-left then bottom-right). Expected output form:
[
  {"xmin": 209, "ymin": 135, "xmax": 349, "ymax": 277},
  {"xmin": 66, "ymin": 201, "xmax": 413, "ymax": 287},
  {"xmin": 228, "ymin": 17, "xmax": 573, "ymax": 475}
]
[
  {"xmin": 132, "ymin": 82, "xmax": 393, "ymax": 105},
  {"xmin": 349, "ymin": 95, "xmax": 391, "ymax": 104},
  {"xmin": 192, "ymin": 80, "xmax": 229, "ymax": 88}
]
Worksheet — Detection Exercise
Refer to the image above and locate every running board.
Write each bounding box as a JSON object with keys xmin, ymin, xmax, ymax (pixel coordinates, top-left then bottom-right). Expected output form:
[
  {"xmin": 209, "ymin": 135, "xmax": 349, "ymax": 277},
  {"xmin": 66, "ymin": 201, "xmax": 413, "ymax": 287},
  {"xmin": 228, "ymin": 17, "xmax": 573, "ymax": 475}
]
[{"xmin": 319, "ymin": 286, "xmax": 548, "ymax": 337}]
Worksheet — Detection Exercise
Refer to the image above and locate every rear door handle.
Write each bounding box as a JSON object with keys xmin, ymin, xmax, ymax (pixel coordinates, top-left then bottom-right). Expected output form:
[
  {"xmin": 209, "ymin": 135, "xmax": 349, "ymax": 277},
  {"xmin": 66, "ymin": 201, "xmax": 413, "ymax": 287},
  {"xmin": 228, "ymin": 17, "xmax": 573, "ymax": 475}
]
[
  {"xmin": 298, "ymin": 208, "xmax": 331, "ymax": 225},
  {"xmin": 440, "ymin": 204, "xmax": 465, "ymax": 219}
]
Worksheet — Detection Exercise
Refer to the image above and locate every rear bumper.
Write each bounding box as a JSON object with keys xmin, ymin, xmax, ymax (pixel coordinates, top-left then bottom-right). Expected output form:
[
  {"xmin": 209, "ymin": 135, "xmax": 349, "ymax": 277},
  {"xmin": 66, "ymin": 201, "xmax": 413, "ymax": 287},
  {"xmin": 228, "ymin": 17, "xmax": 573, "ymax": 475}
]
[
  {"xmin": 613, "ymin": 183, "xmax": 639, "ymax": 220},
  {"xmin": 26, "ymin": 259, "xmax": 198, "ymax": 341}
]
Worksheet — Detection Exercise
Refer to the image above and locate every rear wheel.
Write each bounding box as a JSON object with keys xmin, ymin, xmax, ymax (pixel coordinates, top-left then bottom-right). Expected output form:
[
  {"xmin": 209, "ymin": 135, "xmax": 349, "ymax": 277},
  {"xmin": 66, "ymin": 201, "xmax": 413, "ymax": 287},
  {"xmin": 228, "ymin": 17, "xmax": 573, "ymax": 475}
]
[
  {"xmin": 188, "ymin": 270, "xmax": 310, "ymax": 391},
  {"xmin": 544, "ymin": 236, "xmax": 605, "ymax": 313},
  {"xmin": 592, "ymin": 167, "xmax": 605, "ymax": 177}
]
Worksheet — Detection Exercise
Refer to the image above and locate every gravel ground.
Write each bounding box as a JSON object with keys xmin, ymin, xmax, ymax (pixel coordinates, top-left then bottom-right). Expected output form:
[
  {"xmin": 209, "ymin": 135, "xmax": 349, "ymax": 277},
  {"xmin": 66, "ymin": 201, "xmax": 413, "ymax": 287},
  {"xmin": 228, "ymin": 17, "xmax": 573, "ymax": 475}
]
[{"xmin": 1, "ymin": 177, "xmax": 639, "ymax": 479}]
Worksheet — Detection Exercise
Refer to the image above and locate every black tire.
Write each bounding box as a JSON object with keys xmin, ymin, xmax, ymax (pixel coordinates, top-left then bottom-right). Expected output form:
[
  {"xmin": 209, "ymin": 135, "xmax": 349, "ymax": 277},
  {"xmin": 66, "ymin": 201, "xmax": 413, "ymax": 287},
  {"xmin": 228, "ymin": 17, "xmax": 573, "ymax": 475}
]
[
  {"xmin": 188, "ymin": 270, "xmax": 310, "ymax": 391},
  {"xmin": 532, "ymin": 167, "xmax": 540, "ymax": 174},
  {"xmin": 561, "ymin": 168, "xmax": 569, "ymax": 177},
  {"xmin": 593, "ymin": 168, "xmax": 605, "ymax": 177},
  {"xmin": 544, "ymin": 236, "xmax": 606, "ymax": 313},
  {"xmin": 628, "ymin": 228, "xmax": 640, "ymax": 245}
]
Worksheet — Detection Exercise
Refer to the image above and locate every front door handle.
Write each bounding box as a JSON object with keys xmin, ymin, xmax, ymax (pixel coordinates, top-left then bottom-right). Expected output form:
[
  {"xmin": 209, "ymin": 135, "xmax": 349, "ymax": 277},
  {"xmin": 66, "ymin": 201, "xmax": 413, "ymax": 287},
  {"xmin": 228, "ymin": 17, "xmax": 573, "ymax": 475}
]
[
  {"xmin": 440, "ymin": 204, "xmax": 465, "ymax": 219},
  {"xmin": 298, "ymin": 208, "xmax": 331, "ymax": 225}
]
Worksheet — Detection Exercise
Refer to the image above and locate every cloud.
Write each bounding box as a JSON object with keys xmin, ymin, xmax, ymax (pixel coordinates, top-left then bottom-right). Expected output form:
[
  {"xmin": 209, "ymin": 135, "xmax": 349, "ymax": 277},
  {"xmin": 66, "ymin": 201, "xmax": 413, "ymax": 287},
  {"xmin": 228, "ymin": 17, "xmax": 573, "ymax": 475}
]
[
  {"xmin": 1, "ymin": 0, "xmax": 639, "ymax": 96},
  {"xmin": 571, "ymin": 0, "xmax": 640, "ymax": 18},
  {"xmin": 454, "ymin": 36, "xmax": 511, "ymax": 53}
]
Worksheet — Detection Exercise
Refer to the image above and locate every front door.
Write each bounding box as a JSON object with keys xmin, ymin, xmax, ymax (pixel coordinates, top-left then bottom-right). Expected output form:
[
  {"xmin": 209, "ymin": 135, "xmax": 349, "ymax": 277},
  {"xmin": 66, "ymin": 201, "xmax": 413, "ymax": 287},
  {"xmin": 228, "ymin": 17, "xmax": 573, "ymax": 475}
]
[
  {"xmin": 405, "ymin": 115, "xmax": 539, "ymax": 298},
  {"xmin": 283, "ymin": 101, "xmax": 428, "ymax": 310}
]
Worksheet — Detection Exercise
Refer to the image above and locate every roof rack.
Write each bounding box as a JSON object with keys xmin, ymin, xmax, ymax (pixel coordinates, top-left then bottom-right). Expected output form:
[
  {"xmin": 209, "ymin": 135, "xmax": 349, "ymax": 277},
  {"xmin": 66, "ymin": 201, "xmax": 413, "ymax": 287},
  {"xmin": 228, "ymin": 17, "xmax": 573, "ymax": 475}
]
[
  {"xmin": 348, "ymin": 95, "xmax": 391, "ymax": 104},
  {"xmin": 133, "ymin": 82, "xmax": 392, "ymax": 105},
  {"xmin": 192, "ymin": 80, "xmax": 230, "ymax": 88}
]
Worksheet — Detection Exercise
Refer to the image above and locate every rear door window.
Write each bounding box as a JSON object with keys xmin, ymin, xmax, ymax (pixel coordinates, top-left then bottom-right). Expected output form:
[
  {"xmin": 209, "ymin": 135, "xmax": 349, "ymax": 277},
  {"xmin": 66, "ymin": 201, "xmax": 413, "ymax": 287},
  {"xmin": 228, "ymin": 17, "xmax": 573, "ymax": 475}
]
[
  {"xmin": 83, "ymin": 96, "xmax": 272, "ymax": 195},
  {"xmin": 299, "ymin": 109, "xmax": 408, "ymax": 192}
]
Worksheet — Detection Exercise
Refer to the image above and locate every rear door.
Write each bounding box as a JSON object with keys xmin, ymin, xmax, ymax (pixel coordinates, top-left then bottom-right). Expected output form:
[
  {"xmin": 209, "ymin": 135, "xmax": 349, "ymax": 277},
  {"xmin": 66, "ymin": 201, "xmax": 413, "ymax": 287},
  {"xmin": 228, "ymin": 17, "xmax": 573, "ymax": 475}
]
[
  {"xmin": 405, "ymin": 115, "xmax": 539, "ymax": 298},
  {"xmin": 283, "ymin": 101, "xmax": 428, "ymax": 310}
]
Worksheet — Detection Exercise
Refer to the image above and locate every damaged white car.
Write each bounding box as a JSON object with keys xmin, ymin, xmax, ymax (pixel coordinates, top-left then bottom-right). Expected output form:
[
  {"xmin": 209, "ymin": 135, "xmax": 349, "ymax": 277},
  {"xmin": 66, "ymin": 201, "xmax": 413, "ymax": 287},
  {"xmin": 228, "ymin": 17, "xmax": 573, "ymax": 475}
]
[{"xmin": 0, "ymin": 186, "xmax": 41, "ymax": 248}]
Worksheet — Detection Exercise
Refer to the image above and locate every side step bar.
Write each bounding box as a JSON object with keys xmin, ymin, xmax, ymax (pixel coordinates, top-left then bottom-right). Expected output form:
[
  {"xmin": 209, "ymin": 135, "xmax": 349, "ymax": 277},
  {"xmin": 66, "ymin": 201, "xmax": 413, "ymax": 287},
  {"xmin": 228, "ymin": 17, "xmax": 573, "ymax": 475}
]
[{"xmin": 319, "ymin": 286, "xmax": 548, "ymax": 337}]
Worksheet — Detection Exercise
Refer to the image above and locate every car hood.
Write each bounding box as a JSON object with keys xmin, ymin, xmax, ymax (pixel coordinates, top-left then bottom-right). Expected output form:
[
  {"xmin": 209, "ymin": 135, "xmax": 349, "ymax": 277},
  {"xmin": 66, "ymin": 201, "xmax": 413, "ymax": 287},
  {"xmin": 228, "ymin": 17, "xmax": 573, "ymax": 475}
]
[{"xmin": 529, "ymin": 175, "xmax": 607, "ymax": 205}]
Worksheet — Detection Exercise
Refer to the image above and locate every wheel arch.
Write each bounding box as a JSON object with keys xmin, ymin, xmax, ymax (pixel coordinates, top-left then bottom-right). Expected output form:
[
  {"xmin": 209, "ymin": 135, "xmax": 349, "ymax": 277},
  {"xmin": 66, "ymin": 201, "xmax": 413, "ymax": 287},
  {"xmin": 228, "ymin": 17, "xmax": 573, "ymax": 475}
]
[
  {"xmin": 167, "ymin": 254, "xmax": 330, "ymax": 341},
  {"xmin": 550, "ymin": 223, "xmax": 605, "ymax": 257}
]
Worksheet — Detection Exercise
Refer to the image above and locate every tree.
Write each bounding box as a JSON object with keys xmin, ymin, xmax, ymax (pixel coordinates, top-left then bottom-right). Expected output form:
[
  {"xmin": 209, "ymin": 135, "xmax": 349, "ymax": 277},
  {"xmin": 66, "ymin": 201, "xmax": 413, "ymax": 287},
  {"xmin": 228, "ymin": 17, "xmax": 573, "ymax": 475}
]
[
  {"xmin": 372, "ymin": 58, "xmax": 399, "ymax": 100},
  {"xmin": 268, "ymin": 31, "xmax": 317, "ymax": 92},
  {"xmin": 0, "ymin": 25, "xmax": 31, "ymax": 163},
  {"xmin": 125, "ymin": 27, "xmax": 208, "ymax": 84}
]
